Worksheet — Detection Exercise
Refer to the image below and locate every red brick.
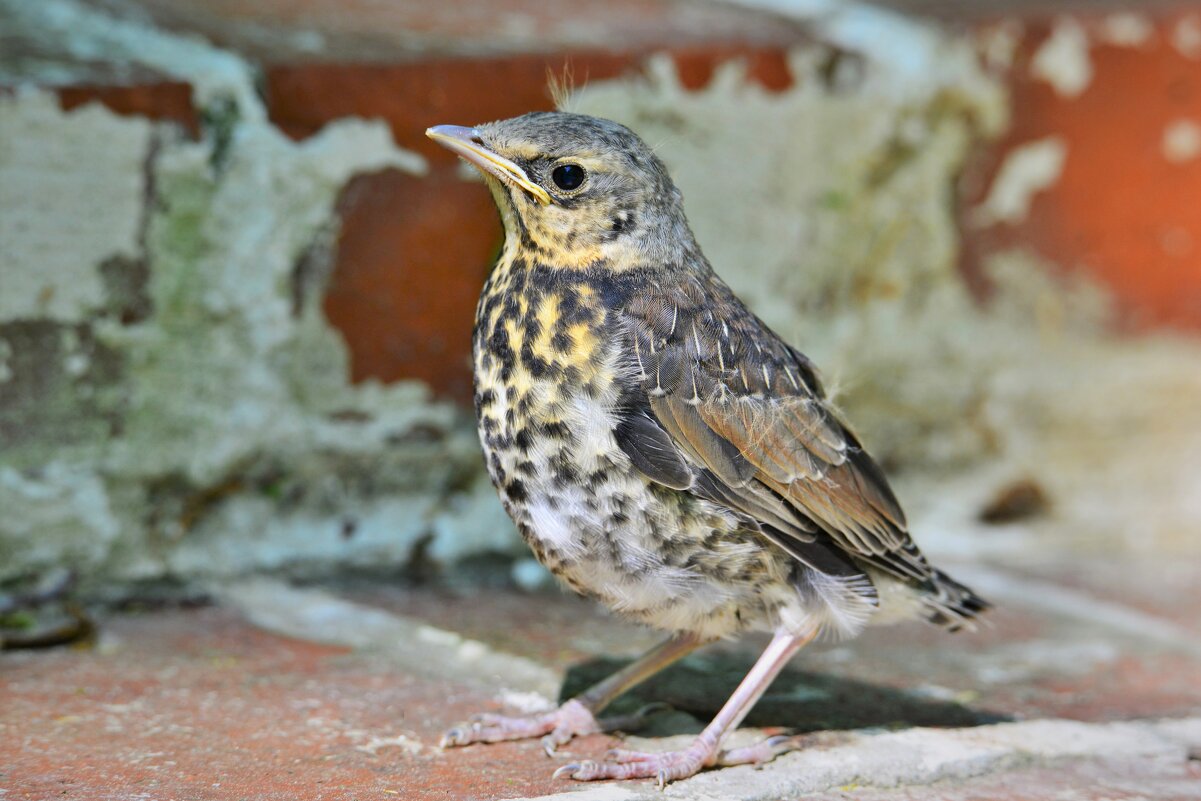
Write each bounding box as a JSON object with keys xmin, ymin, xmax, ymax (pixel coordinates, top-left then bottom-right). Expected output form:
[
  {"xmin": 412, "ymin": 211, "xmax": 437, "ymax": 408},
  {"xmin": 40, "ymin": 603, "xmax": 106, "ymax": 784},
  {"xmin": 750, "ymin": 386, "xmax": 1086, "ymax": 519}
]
[
  {"xmin": 961, "ymin": 13, "xmax": 1201, "ymax": 330},
  {"xmin": 325, "ymin": 168, "xmax": 496, "ymax": 398},
  {"xmin": 265, "ymin": 53, "xmax": 638, "ymax": 157},
  {"xmin": 57, "ymin": 82, "xmax": 200, "ymax": 136},
  {"xmin": 0, "ymin": 607, "xmax": 570, "ymax": 801},
  {"xmin": 672, "ymin": 45, "xmax": 796, "ymax": 92}
]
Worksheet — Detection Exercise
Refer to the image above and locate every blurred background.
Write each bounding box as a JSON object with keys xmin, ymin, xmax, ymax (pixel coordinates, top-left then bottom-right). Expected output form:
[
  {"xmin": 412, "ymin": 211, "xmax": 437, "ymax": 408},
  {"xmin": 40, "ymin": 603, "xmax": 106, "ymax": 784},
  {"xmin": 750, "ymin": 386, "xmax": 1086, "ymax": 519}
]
[{"xmin": 2, "ymin": 1, "xmax": 1201, "ymax": 799}]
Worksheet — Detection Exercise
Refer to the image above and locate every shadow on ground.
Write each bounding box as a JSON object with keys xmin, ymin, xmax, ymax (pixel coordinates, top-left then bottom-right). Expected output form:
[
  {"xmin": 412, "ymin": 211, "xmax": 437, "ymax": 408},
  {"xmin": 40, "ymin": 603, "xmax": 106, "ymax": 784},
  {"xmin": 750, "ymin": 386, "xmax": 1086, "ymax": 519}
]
[{"xmin": 561, "ymin": 651, "xmax": 1010, "ymax": 737}]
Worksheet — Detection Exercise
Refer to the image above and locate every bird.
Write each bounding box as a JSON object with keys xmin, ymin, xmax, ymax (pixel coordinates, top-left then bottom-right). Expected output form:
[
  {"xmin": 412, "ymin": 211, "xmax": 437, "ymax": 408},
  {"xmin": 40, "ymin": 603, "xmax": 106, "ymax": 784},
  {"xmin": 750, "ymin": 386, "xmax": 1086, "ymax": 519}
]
[{"xmin": 426, "ymin": 111, "xmax": 988, "ymax": 786}]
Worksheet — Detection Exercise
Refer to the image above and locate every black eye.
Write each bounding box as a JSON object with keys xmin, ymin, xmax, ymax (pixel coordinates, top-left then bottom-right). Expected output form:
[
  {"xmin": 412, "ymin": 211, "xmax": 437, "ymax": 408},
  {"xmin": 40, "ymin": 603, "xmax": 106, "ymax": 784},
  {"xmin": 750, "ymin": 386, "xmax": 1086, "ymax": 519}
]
[{"xmin": 551, "ymin": 164, "xmax": 586, "ymax": 191}]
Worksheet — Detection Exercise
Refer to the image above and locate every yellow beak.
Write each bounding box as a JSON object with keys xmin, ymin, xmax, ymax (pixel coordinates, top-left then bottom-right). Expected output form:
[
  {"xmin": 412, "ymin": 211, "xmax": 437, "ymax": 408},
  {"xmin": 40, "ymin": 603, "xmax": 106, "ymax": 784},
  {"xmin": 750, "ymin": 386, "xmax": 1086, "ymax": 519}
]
[{"xmin": 426, "ymin": 125, "xmax": 552, "ymax": 206}]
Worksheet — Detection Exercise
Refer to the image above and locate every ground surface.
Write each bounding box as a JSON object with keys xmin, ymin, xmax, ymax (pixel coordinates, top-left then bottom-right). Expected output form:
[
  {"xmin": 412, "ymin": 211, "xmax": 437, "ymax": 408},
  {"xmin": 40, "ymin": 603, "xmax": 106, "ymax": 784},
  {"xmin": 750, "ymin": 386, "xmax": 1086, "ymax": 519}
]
[{"xmin": 3, "ymin": 552, "xmax": 1201, "ymax": 800}]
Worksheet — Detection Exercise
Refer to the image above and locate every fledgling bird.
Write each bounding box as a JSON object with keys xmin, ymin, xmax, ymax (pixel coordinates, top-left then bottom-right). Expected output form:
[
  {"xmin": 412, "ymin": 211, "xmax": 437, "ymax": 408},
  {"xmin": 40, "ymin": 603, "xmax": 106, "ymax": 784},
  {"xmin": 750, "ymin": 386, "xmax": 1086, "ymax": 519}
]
[{"xmin": 427, "ymin": 112, "xmax": 988, "ymax": 785}]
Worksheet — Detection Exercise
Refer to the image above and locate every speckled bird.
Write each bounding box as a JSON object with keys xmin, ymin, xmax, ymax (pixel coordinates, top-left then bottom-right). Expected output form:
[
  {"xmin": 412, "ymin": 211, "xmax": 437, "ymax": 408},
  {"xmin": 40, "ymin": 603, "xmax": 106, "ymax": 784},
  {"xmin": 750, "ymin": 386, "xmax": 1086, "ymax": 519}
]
[{"xmin": 427, "ymin": 112, "xmax": 988, "ymax": 785}]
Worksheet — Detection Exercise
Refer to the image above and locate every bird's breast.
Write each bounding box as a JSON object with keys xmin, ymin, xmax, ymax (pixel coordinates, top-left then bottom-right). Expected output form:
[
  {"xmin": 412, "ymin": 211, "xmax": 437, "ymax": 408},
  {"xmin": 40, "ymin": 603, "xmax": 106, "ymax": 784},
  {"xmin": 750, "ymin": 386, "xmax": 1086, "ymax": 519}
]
[
  {"xmin": 468, "ymin": 261, "xmax": 801, "ymax": 638},
  {"xmin": 471, "ymin": 262, "xmax": 627, "ymax": 543}
]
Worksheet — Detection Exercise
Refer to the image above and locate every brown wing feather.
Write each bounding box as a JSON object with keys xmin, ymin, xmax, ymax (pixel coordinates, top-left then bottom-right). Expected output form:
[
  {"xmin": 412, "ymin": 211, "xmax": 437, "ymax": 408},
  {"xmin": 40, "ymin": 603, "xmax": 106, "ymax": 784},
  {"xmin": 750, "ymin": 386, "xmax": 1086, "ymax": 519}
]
[{"xmin": 617, "ymin": 271, "xmax": 929, "ymax": 581}]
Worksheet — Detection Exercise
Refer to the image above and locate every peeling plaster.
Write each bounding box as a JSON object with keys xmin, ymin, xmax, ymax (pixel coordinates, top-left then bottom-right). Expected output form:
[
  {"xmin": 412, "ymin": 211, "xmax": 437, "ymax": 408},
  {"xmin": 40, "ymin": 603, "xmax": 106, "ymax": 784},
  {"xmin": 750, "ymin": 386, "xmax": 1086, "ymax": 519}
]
[
  {"xmin": 720, "ymin": 0, "xmax": 1005, "ymax": 119},
  {"xmin": 1163, "ymin": 119, "xmax": 1201, "ymax": 163},
  {"xmin": 1172, "ymin": 14, "xmax": 1201, "ymax": 60},
  {"xmin": 0, "ymin": 0, "xmax": 264, "ymax": 119},
  {"xmin": 1098, "ymin": 13, "xmax": 1154, "ymax": 48},
  {"xmin": 0, "ymin": 91, "xmax": 150, "ymax": 323},
  {"xmin": 972, "ymin": 137, "xmax": 1068, "ymax": 226},
  {"xmin": 570, "ymin": 49, "xmax": 1005, "ymax": 363},
  {"xmin": 0, "ymin": 464, "xmax": 124, "ymax": 573},
  {"xmin": 0, "ymin": 87, "xmax": 473, "ymax": 584},
  {"xmin": 1031, "ymin": 18, "xmax": 1093, "ymax": 98},
  {"xmin": 0, "ymin": 339, "xmax": 12, "ymax": 384},
  {"xmin": 0, "ymin": 1, "xmax": 491, "ymax": 589},
  {"xmin": 977, "ymin": 21, "xmax": 1023, "ymax": 73}
]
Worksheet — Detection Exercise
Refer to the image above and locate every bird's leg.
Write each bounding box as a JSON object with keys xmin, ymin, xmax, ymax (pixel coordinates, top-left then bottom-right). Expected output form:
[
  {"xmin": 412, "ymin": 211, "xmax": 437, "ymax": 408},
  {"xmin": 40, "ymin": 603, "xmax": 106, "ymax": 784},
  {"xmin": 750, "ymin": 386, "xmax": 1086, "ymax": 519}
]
[
  {"xmin": 441, "ymin": 633, "xmax": 704, "ymax": 754},
  {"xmin": 555, "ymin": 626, "xmax": 817, "ymax": 786}
]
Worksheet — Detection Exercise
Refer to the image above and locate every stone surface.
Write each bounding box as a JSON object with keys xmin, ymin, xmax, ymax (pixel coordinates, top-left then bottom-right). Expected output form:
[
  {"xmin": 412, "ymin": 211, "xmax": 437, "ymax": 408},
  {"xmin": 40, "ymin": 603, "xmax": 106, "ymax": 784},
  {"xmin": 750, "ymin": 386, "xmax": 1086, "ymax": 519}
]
[{"xmin": 3, "ymin": 551, "xmax": 1201, "ymax": 800}]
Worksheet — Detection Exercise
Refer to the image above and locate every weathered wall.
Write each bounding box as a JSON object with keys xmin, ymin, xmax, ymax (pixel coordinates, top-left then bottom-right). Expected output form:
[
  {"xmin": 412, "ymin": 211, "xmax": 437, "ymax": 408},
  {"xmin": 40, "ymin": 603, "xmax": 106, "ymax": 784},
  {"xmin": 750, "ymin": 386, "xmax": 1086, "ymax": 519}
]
[
  {"xmin": 0, "ymin": 85, "xmax": 519, "ymax": 588},
  {"xmin": 0, "ymin": 1, "xmax": 520, "ymax": 591},
  {"xmin": 2, "ymin": 0, "xmax": 1199, "ymax": 595}
]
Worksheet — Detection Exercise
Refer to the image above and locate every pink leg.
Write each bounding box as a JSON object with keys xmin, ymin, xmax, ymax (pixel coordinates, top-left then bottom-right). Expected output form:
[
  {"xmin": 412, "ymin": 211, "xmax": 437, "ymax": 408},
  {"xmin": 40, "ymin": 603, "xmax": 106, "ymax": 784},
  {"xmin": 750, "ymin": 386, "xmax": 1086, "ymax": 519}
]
[
  {"xmin": 554, "ymin": 627, "xmax": 818, "ymax": 787},
  {"xmin": 441, "ymin": 633, "xmax": 703, "ymax": 754}
]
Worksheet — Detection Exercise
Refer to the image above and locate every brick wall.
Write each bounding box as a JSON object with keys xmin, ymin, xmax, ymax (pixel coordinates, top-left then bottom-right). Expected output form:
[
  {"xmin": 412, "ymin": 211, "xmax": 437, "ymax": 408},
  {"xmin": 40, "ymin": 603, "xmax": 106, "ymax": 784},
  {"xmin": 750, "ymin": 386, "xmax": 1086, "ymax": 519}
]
[{"xmin": 2, "ymin": 0, "xmax": 1200, "ymax": 594}]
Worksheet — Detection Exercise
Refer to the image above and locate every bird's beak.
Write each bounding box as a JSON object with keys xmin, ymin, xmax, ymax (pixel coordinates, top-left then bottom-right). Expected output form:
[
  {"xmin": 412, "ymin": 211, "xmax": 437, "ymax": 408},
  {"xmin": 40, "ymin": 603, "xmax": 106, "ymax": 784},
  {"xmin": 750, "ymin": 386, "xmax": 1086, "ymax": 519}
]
[{"xmin": 426, "ymin": 125, "xmax": 552, "ymax": 206}]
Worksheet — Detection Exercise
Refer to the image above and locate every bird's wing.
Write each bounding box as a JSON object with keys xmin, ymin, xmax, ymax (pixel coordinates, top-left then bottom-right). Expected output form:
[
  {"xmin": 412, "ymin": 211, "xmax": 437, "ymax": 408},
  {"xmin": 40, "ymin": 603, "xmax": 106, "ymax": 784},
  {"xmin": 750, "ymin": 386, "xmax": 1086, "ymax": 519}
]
[{"xmin": 614, "ymin": 272, "xmax": 931, "ymax": 581}]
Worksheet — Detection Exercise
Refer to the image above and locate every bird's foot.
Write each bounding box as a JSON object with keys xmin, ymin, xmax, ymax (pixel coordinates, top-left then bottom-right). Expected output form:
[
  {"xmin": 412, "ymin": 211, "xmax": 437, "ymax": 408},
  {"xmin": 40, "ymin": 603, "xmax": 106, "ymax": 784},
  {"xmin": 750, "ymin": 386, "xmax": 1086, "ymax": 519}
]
[
  {"xmin": 715, "ymin": 733, "xmax": 805, "ymax": 766},
  {"xmin": 553, "ymin": 733, "xmax": 800, "ymax": 787},
  {"xmin": 554, "ymin": 739, "xmax": 714, "ymax": 787},
  {"xmin": 440, "ymin": 699, "xmax": 665, "ymax": 755}
]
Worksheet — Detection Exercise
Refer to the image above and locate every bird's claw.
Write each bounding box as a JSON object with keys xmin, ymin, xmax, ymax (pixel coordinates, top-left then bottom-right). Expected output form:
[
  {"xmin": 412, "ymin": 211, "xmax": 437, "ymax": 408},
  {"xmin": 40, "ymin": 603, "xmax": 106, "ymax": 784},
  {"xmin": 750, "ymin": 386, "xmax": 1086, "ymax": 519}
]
[
  {"xmin": 552, "ymin": 746, "xmax": 711, "ymax": 786},
  {"xmin": 554, "ymin": 733, "xmax": 800, "ymax": 785},
  {"xmin": 714, "ymin": 732, "xmax": 804, "ymax": 766},
  {"xmin": 441, "ymin": 698, "xmax": 601, "ymax": 751},
  {"xmin": 605, "ymin": 746, "xmax": 658, "ymax": 763},
  {"xmin": 438, "ymin": 725, "xmax": 473, "ymax": 749},
  {"xmin": 540, "ymin": 731, "xmax": 567, "ymax": 757}
]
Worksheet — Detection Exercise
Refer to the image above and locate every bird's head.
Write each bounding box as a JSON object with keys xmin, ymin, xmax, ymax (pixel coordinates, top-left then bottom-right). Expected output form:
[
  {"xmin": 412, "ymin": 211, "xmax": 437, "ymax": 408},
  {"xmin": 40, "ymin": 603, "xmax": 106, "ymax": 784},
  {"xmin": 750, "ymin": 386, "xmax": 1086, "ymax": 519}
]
[{"xmin": 426, "ymin": 111, "xmax": 698, "ymax": 270}]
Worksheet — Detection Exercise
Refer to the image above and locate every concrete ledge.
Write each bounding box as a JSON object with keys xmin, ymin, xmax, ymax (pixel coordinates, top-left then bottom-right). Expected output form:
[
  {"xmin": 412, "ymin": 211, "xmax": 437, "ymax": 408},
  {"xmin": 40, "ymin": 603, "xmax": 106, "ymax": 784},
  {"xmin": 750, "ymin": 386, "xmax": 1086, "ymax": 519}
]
[
  {"xmin": 5, "ymin": 571, "xmax": 1200, "ymax": 800},
  {"xmin": 506, "ymin": 717, "xmax": 1201, "ymax": 800}
]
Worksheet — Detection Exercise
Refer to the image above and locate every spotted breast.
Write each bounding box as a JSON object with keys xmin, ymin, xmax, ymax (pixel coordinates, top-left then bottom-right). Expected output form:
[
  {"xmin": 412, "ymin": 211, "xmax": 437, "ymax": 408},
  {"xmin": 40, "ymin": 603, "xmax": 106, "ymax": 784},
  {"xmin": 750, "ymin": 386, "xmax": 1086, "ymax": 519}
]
[{"xmin": 472, "ymin": 258, "xmax": 797, "ymax": 640}]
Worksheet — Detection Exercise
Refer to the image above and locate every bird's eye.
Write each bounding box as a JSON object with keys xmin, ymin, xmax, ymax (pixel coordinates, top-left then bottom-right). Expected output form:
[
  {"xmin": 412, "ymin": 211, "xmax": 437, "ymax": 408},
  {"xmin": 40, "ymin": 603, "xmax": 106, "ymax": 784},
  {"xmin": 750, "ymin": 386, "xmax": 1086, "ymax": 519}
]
[{"xmin": 551, "ymin": 164, "xmax": 586, "ymax": 191}]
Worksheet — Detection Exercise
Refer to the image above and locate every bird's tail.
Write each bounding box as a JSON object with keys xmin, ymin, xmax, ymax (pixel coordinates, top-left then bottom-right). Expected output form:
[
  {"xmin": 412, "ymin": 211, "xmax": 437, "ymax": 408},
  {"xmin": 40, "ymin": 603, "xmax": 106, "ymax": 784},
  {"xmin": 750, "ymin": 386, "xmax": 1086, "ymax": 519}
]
[{"xmin": 922, "ymin": 570, "xmax": 991, "ymax": 631}]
